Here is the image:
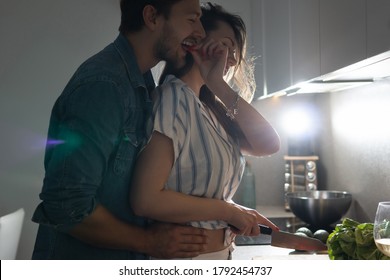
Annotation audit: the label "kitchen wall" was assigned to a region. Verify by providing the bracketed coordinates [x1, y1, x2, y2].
[324, 80, 390, 221]
[252, 80, 390, 222]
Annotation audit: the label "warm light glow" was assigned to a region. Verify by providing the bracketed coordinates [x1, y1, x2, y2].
[333, 97, 390, 141]
[281, 108, 313, 138]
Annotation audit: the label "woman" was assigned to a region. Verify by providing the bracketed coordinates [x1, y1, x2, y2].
[130, 2, 280, 259]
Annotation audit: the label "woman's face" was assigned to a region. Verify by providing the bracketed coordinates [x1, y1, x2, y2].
[206, 20, 239, 75]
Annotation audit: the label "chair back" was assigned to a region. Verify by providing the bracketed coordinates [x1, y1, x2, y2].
[0, 208, 25, 259]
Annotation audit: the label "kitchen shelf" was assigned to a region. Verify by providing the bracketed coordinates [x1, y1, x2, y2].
[284, 155, 319, 210]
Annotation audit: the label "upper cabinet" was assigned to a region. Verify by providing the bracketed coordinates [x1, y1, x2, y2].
[367, 0, 390, 56]
[251, 0, 390, 99]
[204, 0, 390, 99]
[319, 0, 367, 74]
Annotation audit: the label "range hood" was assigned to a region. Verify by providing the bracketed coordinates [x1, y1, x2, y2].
[265, 49, 390, 97]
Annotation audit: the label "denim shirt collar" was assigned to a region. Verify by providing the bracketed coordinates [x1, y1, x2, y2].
[114, 33, 155, 94]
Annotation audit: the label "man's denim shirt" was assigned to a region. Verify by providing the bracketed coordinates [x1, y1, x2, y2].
[32, 34, 154, 259]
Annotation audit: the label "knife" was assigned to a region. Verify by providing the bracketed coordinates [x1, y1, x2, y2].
[259, 225, 328, 251]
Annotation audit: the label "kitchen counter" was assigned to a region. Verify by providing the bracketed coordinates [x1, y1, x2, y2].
[232, 244, 329, 260]
[233, 205, 329, 260]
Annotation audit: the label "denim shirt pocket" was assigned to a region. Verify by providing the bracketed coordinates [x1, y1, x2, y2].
[113, 130, 141, 176]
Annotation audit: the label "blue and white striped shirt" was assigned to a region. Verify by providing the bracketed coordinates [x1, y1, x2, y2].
[149, 75, 245, 230]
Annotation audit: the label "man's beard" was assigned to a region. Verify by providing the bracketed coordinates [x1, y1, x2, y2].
[167, 52, 194, 79]
[158, 52, 195, 85]
[156, 24, 195, 77]
[157, 40, 194, 74]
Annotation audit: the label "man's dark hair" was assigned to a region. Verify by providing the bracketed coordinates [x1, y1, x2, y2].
[119, 0, 183, 34]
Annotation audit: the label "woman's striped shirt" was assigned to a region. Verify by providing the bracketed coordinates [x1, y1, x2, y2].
[148, 75, 245, 230]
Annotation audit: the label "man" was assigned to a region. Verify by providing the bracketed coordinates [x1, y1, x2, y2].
[31, 0, 207, 259]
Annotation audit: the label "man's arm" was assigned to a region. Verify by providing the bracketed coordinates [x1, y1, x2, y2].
[40, 83, 207, 259]
[69, 204, 208, 259]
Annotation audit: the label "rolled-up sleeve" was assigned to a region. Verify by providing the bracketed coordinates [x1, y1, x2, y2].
[32, 81, 123, 232]
[152, 83, 188, 160]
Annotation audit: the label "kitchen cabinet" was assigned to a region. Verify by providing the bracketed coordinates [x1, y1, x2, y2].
[319, 0, 366, 74]
[367, 0, 390, 56]
[205, 0, 390, 99]
[252, 0, 292, 99]
[290, 0, 321, 86]
[253, 0, 390, 99]
[252, 0, 323, 98]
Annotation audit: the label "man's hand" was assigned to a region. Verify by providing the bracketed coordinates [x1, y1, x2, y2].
[144, 223, 208, 259]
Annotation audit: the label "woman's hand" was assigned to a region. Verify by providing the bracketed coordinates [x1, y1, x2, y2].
[226, 203, 280, 236]
[190, 38, 228, 86]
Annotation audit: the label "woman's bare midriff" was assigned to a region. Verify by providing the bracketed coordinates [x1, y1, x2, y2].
[203, 228, 230, 253]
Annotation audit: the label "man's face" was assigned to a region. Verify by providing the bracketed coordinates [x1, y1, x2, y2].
[155, 0, 205, 69]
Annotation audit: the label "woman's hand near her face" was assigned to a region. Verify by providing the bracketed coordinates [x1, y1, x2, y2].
[191, 39, 280, 158]
[190, 38, 228, 87]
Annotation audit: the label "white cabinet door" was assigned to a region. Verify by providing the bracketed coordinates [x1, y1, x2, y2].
[319, 0, 366, 74]
[253, 0, 321, 96]
[290, 0, 321, 84]
[204, 0, 389, 98]
[259, 0, 291, 96]
[367, 0, 390, 56]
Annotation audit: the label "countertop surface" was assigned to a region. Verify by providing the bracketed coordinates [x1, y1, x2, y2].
[232, 244, 329, 260]
[232, 205, 329, 260]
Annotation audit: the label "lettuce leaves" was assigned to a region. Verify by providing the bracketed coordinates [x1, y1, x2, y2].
[327, 218, 390, 260]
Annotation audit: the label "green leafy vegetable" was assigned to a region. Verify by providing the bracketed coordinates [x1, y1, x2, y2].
[327, 218, 390, 260]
